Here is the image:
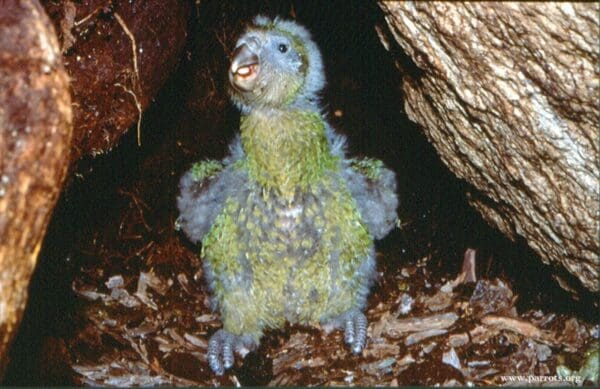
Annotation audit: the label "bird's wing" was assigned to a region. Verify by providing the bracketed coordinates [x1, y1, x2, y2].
[176, 138, 247, 244]
[341, 158, 399, 240]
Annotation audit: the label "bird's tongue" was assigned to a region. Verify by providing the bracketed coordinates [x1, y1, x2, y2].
[236, 64, 258, 79]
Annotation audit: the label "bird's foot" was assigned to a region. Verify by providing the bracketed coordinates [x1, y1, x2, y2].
[208, 330, 255, 375]
[342, 309, 368, 354]
[323, 309, 368, 354]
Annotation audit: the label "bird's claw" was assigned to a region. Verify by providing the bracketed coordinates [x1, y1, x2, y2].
[343, 310, 368, 354]
[208, 329, 236, 375]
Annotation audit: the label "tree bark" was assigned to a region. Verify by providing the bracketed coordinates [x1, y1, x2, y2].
[41, 0, 192, 160]
[378, 2, 599, 291]
[0, 0, 73, 376]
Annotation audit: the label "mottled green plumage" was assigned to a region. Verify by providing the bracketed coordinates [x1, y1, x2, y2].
[241, 110, 337, 200]
[191, 160, 223, 181]
[350, 158, 384, 181]
[177, 15, 398, 375]
[202, 110, 371, 340]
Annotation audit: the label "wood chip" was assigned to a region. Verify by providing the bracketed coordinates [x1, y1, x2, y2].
[127, 322, 158, 338]
[195, 314, 217, 323]
[184, 333, 208, 349]
[469, 324, 497, 344]
[385, 312, 459, 338]
[105, 275, 125, 289]
[370, 311, 392, 339]
[449, 333, 469, 348]
[405, 329, 447, 345]
[442, 347, 462, 371]
[397, 353, 416, 366]
[363, 341, 401, 358]
[360, 357, 396, 375]
[481, 315, 557, 346]
[422, 290, 454, 312]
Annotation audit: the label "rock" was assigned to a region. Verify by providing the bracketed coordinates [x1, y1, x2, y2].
[0, 0, 72, 377]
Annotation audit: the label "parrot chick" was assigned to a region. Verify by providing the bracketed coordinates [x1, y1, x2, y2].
[177, 15, 398, 375]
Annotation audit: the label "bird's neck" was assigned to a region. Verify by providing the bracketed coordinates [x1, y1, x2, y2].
[240, 108, 337, 200]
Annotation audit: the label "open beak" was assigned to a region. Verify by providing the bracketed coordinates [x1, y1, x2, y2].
[229, 43, 260, 92]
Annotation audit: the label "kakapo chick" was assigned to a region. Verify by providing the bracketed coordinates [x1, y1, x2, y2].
[177, 16, 398, 375]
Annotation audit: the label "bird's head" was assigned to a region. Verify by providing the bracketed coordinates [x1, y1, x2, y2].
[228, 15, 325, 113]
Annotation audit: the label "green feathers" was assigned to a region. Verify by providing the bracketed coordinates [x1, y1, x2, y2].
[240, 110, 337, 201]
[191, 160, 224, 181]
[350, 158, 384, 181]
[200, 107, 372, 339]
[177, 17, 396, 357]
[201, 169, 372, 339]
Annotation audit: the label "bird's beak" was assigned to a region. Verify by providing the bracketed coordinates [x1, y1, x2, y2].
[229, 43, 260, 92]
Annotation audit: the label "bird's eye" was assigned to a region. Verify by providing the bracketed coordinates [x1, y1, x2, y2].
[278, 43, 289, 53]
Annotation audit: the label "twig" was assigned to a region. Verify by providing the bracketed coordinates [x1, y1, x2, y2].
[74, 7, 102, 26]
[118, 188, 150, 209]
[115, 83, 143, 147]
[114, 12, 143, 146]
[117, 187, 151, 232]
[214, 28, 232, 58]
[135, 241, 154, 258]
[461, 248, 477, 283]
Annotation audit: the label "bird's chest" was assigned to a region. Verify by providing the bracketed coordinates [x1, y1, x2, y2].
[239, 189, 333, 322]
[202, 178, 370, 324]
[241, 191, 324, 261]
